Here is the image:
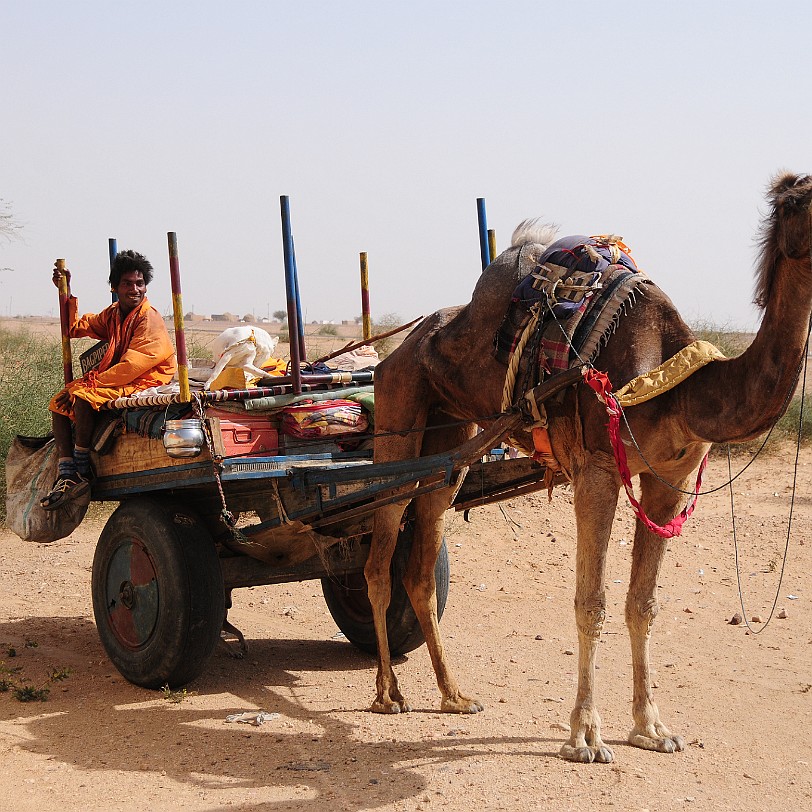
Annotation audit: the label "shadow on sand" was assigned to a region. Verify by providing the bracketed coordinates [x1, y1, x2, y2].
[0, 615, 559, 810]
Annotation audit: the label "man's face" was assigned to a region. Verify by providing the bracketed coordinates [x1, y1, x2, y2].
[115, 270, 147, 315]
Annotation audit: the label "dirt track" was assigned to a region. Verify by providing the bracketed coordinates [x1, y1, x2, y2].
[1, 446, 810, 811]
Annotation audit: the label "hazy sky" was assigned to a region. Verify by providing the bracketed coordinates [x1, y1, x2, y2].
[1, 1, 809, 329]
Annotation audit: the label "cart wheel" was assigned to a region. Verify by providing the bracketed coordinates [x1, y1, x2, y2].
[321, 526, 449, 656]
[92, 497, 225, 689]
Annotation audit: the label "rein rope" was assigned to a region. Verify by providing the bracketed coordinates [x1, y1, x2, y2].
[730, 210, 812, 633]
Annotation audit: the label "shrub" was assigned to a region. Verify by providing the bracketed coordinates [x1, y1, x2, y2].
[181, 329, 215, 363]
[0, 327, 64, 524]
[690, 319, 751, 359]
[767, 391, 812, 444]
[317, 323, 339, 336]
[371, 313, 402, 358]
[690, 321, 812, 452]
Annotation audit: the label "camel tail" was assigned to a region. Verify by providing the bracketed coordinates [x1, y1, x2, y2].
[511, 218, 560, 250]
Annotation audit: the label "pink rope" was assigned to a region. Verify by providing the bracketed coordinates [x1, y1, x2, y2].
[583, 369, 707, 539]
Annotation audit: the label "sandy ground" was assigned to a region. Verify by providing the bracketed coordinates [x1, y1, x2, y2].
[0, 443, 810, 812]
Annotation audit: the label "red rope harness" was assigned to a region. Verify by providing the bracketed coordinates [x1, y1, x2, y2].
[582, 369, 707, 539]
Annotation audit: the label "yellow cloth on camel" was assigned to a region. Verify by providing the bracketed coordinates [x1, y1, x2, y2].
[613, 340, 725, 408]
[49, 296, 176, 417]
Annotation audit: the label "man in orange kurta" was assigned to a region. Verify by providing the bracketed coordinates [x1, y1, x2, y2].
[41, 250, 176, 510]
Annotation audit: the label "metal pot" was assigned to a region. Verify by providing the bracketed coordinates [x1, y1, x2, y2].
[162, 418, 205, 458]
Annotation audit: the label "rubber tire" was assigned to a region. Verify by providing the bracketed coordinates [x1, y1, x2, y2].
[321, 526, 450, 656]
[92, 497, 225, 689]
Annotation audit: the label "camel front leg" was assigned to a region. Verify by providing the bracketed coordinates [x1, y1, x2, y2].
[560, 457, 618, 764]
[625, 471, 691, 754]
[404, 488, 483, 714]
[366, 502, 411, 713]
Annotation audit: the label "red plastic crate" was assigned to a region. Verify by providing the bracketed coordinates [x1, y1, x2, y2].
[207, 408, 279, 457]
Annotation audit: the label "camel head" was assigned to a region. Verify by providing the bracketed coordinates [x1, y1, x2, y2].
[754, 172, 812, 308]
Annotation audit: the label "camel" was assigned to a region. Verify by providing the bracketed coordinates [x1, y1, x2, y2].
[364, 172, 812, 764]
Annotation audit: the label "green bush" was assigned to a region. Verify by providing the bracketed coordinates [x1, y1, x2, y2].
[765, 392, 812, 445]
[0, 327, 64, 524]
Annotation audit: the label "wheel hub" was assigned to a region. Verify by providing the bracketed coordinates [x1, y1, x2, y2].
[105, 540, 159, 650]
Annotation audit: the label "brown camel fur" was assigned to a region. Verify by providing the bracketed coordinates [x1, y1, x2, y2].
[364, 172, 812, 764]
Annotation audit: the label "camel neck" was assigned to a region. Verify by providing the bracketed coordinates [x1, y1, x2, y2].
[684, 253, 812, 444]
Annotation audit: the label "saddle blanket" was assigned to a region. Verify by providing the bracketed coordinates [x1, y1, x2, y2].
[494, 234, 649, 383]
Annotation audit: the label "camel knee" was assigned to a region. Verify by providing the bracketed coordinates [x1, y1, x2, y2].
[625, 596, 659, 636]
[575, 601, 606, 639]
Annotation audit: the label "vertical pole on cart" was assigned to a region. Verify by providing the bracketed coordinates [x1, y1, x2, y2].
[476, 198, 490, 271]
[108, 238, 118, 303]
[56, 258, 73, 384]
[167, 232, 191, 402]
[280, 196, 303, 395]
[488, 229, 497, 264]
[292, 248, 306, 361]
[359, 251, 372, 341]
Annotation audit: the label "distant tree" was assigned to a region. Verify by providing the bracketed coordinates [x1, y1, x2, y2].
[0, 199, 22, 243]
[272, 310, 286, 321]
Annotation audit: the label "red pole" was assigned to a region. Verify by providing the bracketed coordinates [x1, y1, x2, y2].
[56, 258, 73, 384]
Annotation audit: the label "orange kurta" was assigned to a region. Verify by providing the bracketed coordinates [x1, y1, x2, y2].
[49, 296, 177, 417]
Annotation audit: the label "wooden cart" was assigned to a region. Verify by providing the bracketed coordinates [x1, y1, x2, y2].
[86, 390, 556, 689]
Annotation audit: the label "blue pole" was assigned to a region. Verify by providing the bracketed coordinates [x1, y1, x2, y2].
[291, 241, 306, 361]
[476, 198, 489, 271]
[108, 238, 118, 302]
[280, 196, 303, 394]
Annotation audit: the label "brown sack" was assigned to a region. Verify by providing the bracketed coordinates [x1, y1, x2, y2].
[4, 435, 90, 543]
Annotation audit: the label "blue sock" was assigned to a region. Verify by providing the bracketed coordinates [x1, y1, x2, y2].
[73, 447, 91, 478]
[58, 457, 78, 480]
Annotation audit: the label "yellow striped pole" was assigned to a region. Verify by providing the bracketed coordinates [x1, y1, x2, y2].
[488, 229, 497, 263]
[56, 258, 73, 384]
[360, 252, 372, 341]
[167, 233, 191, 402]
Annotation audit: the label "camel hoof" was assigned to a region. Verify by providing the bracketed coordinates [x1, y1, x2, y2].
[371, 699, 411, 714]
[594, 746, 614, 763]
[662, 735, 685, 753]
[559, 744, 614, 764]
[441, 696, 484, 714]
[628, 732, 685, 753]
[559, 744, 594, 763]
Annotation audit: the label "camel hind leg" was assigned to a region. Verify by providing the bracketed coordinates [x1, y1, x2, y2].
[364, 351, 430, 714]
[367, 501, 414, 713]
[401, 414, 481, 713]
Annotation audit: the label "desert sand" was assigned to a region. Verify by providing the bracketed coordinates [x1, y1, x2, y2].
[1, 442, 810, 811]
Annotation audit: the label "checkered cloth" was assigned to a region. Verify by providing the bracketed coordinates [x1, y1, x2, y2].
[494, 255, 648, 403]
[542, 266, 647, 373]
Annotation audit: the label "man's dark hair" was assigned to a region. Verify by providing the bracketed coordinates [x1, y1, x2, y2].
[109, 250, 154, 287]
